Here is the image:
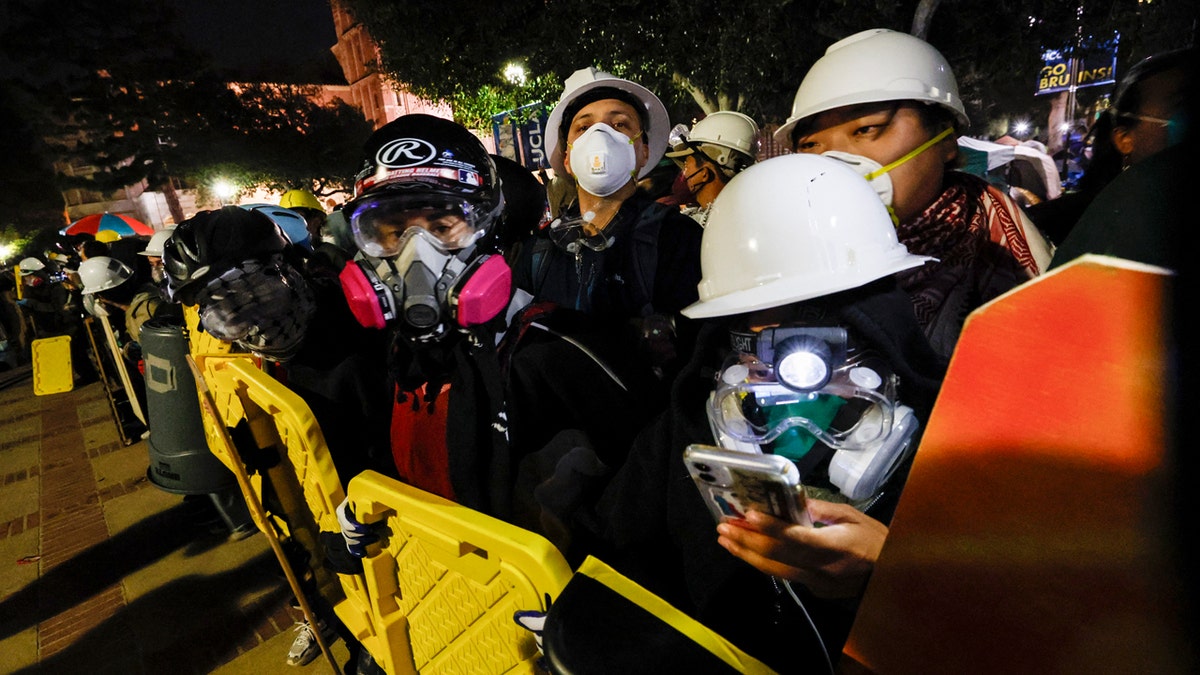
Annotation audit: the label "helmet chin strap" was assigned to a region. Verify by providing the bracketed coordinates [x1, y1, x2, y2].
[684, 166, 713, 195]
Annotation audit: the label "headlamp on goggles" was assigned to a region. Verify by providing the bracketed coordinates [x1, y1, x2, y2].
[710, 326, 919, 506]
[732, 327, 848, 392]
[714, 327, 897, 453]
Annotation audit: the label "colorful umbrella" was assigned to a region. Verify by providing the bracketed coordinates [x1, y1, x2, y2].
[64, 213, 155, 238]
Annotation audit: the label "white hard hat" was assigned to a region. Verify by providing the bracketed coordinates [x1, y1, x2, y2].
[666, 111, 760, 174]
[18, 257, 45, 273]
[682, 154, 933, 319]
[78, 256, 133, 295]
[544, 67, 671, 180]
[774, 29, 969, 146]
[139, 228, 175, 258]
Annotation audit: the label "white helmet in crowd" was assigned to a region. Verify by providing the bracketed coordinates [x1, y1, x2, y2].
[682, 153, 932, 319]
[666, 111, 760, 177]
[18, 257, 45, 273]
[545, 66, 671, 180]
[774, 28, 969, 145]
[78, 256, 133, 295]
[139, 228, 175, 258]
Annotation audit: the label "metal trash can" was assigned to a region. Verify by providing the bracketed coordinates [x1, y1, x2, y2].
[140, 317, 236, 494]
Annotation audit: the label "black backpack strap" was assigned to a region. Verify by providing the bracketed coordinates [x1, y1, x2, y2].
[628, 201, 669, 317]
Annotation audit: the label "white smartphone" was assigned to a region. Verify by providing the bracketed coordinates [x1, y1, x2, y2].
[684, 444, 812, 527]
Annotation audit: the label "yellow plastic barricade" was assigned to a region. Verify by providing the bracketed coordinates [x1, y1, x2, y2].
[191, 354, 377, 673]
[844, 255, 1186, 674]
[346, 470, 575, 675]
[31, 335, 73, 395]
[183, 304, 231, 357]
[540, 557, 777, 674]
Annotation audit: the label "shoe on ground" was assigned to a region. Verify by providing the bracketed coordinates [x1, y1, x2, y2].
[228, 524, 257, 541]
[287, 620, 335, 666]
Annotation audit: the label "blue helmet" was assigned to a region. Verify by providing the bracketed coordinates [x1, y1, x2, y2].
[241, 203, 312, 250]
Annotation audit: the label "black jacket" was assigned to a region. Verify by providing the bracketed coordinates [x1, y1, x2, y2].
[582, 278, 948, 671]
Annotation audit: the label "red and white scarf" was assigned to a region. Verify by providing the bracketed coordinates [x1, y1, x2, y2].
[895, 171, 1051, 354]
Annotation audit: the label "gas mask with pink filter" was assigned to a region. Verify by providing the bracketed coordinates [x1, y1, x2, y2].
[338, 114, 513, 342]
[339, 194, 512, 342]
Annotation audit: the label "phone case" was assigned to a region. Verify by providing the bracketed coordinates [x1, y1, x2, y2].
[684, 445, 812, 526]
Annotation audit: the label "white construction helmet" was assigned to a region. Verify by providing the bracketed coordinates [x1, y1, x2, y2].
[139, 228, 175, 258]
[774, 29, 969, 146]
[682, 153, 932, 319]
[78, 256, 133, 295]
[545, 67, 671, 180]
[665, 111, 760, 177]
[18, 257, 45, 273]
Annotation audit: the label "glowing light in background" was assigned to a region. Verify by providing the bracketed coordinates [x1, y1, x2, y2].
[503, 63, 527, 86]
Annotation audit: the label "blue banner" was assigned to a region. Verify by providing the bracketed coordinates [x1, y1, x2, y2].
[491, 103, 550, 170]
[1036, 33, 1119, 96]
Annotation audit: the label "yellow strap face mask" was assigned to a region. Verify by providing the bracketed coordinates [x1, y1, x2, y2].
[822, 126, 955, 225]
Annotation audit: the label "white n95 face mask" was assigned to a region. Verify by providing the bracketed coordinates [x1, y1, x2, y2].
[822, 127, 954, 221]
[821, 151, 896, 206]
[568, 123, 639, 197]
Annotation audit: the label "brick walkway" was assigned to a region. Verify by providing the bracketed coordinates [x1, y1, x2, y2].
[0, 367, 307, 673]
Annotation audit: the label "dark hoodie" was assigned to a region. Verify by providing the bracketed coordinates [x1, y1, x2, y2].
[569, 277, 948, 672]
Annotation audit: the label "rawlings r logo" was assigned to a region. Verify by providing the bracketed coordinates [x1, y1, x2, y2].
[376, 138, 437, 167]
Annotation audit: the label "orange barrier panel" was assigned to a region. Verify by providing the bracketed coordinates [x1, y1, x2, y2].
[843, 255, 1186, 674]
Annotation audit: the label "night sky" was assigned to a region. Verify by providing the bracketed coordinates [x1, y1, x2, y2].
[172, 0, 342, 83]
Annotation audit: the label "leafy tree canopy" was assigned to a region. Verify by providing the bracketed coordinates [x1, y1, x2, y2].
[0, 0, 372, 234]
[343, 0, 1196, 136]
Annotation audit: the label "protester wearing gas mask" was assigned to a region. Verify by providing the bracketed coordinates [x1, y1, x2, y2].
[777, 29, 1054, 359]
[539, 154, 948, 672]
[337, 114, 663, 533]
[337, 113, 517, 504]
[664, 110, 760, 227]
[514, 67, 704, 389]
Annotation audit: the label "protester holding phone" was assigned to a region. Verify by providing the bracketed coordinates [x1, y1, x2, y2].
[568, 154, 948, 672]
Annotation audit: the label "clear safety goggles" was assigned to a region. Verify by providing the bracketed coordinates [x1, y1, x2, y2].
[1116, 112, 1174, 129]
[709, 327, 901, 454]
[547, 213, 615, 254]
[348, 194, 488, 258]
[666, 123, 702, 169]
[667, 123, 691, 149]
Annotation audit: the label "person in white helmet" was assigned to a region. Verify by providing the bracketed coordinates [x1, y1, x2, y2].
[15, 257, 71, 338]
[777, 29, 1054, 359]
[664, 111, 760, 226]
[534, 154, 947, 671]
[514, 67, 704, 388]
[78, 254, 174, 345]
[138, 227, 175, 288]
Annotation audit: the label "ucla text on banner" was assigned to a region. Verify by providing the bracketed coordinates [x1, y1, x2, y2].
[491, 102, 550, 170]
